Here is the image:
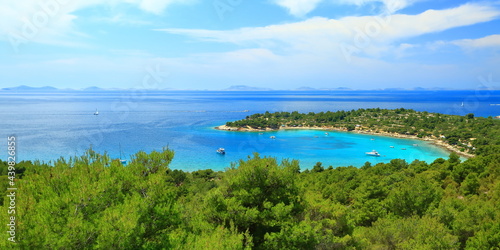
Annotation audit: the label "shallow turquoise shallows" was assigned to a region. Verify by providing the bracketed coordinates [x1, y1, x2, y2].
[170, 126, 451, 171]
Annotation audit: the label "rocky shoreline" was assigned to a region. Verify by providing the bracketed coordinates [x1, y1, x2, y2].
[214, 124, 474, 159]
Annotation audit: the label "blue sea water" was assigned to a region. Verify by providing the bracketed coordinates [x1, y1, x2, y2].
[1, 90, 499, 171]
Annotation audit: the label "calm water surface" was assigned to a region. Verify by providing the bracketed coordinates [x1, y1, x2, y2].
[1, 90, 498, 171]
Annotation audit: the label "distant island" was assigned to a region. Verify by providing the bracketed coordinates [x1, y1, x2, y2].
[217, 108, 500, 158]
[0, 85, 59, 92]
[222, 85, 273, 91]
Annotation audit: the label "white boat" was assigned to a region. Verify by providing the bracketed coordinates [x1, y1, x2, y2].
[270, 136, 276, 139]
[94, 109, 99, 115]
[390, 146, 394, 148]
[119, 143, 127, 164]
[366, 150, 381, 157]
[216, 148, 226, 154]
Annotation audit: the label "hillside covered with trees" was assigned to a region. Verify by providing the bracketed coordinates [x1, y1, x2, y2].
[1, 148, 500, 248]
[225, 108, 500, 156]
[1, 109, 499, 249]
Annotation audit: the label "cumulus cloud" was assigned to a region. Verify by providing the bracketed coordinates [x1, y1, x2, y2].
[159, 2, 500, 59]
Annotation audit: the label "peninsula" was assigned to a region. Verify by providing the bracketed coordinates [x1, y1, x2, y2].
[216, 108, 500, 158]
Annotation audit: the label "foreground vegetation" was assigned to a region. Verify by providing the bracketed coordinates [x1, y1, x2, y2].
[1, 146, 499, 249]
[225, 108, 500, 155]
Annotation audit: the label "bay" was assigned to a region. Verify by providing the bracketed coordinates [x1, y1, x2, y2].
[1, 90, 499, 171]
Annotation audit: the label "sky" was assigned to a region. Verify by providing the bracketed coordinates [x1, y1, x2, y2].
[0, 0, 500, 90]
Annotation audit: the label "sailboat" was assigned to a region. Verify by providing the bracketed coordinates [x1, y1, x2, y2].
[461, 102, 464, 107]
[119, 144, 127, 164]
[94, 108, 99, 115]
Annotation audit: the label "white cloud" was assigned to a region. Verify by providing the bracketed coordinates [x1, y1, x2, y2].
[393, 43, 419, 58]
[451, 34, 500, 49]
[383, 4, 500, 40]
[152, 2, 500, 89]
[420, 34, 500, 55]
[158, 16, 352, 52]
[337, 0, 423, 13]
[135, 0, 195, 15]
[93, 14, 152, 26]
[159, 3, 500, 59]
[273, 0, 324, 17]
[0, 0, 193, 47]
[272, 0, 424, 17]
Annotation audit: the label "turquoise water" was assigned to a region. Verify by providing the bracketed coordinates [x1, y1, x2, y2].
[171, 125, 451, 171]
[1, 90, 498, 171]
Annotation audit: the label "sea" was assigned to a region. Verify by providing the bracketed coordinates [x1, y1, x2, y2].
[1, 90, 499, 171]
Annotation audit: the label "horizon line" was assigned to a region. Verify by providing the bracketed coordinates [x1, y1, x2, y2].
[1, 85, 499, 92]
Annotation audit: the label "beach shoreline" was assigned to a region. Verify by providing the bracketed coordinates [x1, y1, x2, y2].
[214, 124, 474, 159]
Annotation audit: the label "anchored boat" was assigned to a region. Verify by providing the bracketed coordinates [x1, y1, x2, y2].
[216, 148, 226, 155]
[365, 150, 381, 157]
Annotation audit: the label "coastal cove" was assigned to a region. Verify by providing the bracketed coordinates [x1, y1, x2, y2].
[219, 108, 500, 162]
[215, 124, 473, 159]
[213, 125, 454, 168]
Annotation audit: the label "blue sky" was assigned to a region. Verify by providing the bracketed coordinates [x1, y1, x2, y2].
[1, 0, 499, 90]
